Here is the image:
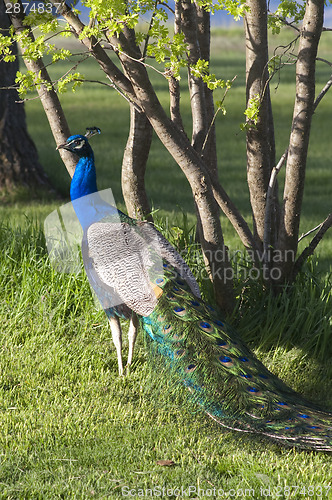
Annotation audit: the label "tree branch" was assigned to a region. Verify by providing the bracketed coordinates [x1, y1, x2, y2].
[106, 25, 236, 312]
[316, 57, 332, 67]
[314, 74, 332, 110]
[263, 148, 288, 260]
[194, 1, 217, 174]
[264, 63, 332, 260]
[292, 213, 332, 280]
[211, 180, 259, 252]
[201, 75, 236, 157]
[269, 15, 300, 33]
[106, 19, 257, 261]
[51, 0, 136, 101]
[142, 0, 159, 61]
[168, 74, 185, 131]
[298, 223, 323, 242]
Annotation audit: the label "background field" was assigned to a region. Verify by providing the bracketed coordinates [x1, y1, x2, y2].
[0, 28, 331, 498]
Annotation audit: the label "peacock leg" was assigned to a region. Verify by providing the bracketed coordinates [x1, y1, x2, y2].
[127, 313, 139, 368]
[108, 316, 123, 375]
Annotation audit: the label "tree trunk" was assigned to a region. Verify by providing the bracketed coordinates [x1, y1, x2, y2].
[180, 1, 217, 247]
[169, 1, 185, 133]
[276, 0, 324, 283]
[0, 1, 50, 190]
[195, 1, 218, 176]
[180, 0, 207, 153]
[122, 106, 153, 220]
[6, 0, 77, 177]
[244, 0, 277, 251]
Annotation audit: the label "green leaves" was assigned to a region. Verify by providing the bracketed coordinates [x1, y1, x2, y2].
[82, 0, 143, 37]
[2, 0, 244, 98]
[1, 10, 77, 97]
[190, 60, 230, 91]
[23, 12, 59, 32]
[197, 0, 249, 20]
[215, 100, 227, 116]
[57, 73, 84, 93]
[268, 0, 306, 34]
[51, 48, 72, 63]
[146, 17, 173, 63]
[147, 26, 188, 77]
[241, 94, 261, 130]
[15, 70, 40, 98]
[18, 33, 50, 61]
[268, 54, 282, 75]
[14, 70, 84, 98]
[0, 33, 16, 62]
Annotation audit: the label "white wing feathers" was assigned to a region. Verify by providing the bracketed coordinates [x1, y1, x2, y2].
[86, 222, 160, 317]
[85, 220, 200, 317]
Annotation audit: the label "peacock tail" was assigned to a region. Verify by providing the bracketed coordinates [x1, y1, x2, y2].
[140, 263, 332, 452]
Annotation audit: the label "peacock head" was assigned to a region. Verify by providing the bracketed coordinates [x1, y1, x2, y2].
[57, 127, 101, 158]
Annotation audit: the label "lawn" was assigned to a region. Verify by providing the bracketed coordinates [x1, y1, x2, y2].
[0, 27, 331, 498]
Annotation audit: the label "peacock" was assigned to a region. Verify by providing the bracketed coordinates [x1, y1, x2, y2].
[56, 127, 332, 452]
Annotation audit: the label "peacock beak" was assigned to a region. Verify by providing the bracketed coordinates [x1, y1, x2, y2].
[56, 142, 70, 151]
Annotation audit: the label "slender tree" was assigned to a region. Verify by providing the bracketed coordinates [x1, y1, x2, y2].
[276, 0, 325, 283]
[0, 1, 50, 189]
[244, 0, 278, 250]
[121, 106, 153, 220]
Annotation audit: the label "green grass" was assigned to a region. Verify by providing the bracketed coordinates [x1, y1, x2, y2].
[0, 221, 331, 498]
[0, 27, 332, 497]
[0, 225, 332, 498]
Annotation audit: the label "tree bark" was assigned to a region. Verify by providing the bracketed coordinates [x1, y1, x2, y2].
[277, 0, 324, 282]
[3, 0, 329, 301]
[169, 1, 185, 132]
[122, 106, 153, 220]
[244, 0, 277, 250]
[180, 0, 207, 153]
[195, 1, 218, 176]
[179, 1, 216, 248]
[53, 1, 268, 310]
[54, 1, 136, 100]
[0, 1, 50, 189]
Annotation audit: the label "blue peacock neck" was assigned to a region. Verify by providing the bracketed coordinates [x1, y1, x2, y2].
[70, 155, 97, 202]
[70, 154, 118, 230]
